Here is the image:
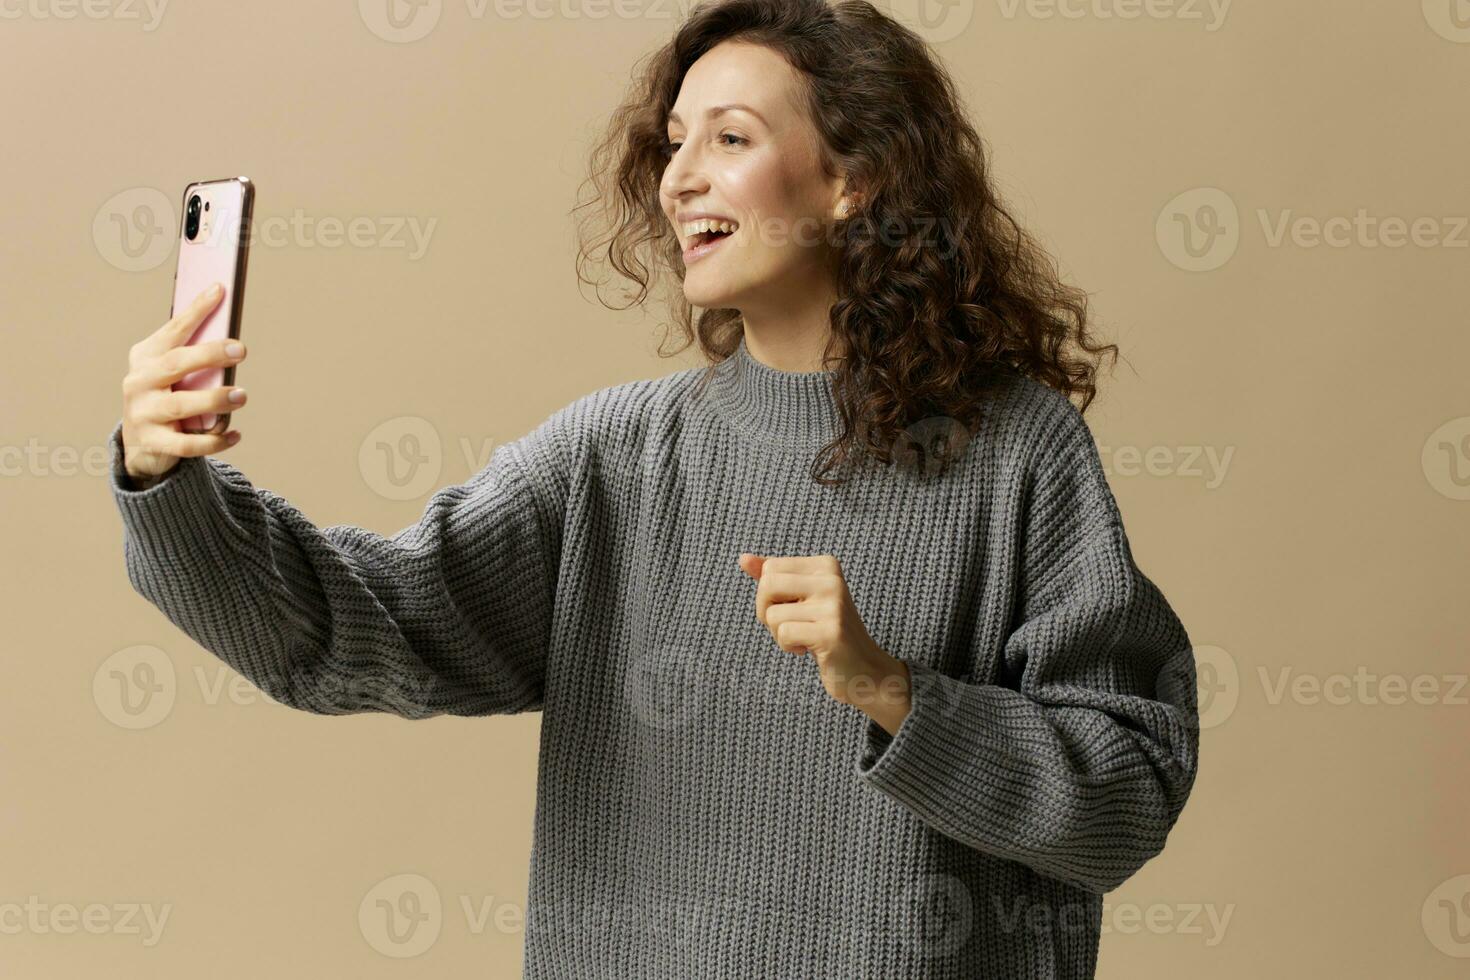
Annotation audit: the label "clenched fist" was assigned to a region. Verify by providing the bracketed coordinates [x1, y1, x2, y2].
[739, 552, 912, 734]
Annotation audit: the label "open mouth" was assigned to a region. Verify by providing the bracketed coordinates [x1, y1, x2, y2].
[688, 228, 735, 248]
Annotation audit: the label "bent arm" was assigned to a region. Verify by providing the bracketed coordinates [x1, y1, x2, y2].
[854, 398, 1200, 894]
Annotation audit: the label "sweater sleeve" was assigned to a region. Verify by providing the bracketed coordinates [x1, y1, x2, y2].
[104, 410, 569, 719]
[853, 396, 1200, 894]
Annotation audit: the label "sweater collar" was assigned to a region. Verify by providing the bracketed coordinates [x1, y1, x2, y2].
[705, 333, 842, 452]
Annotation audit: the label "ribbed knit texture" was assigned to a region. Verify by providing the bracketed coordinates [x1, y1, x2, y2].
[106, 334, 1199, 979]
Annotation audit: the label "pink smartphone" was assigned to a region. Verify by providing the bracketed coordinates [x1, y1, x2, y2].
[170, 176, 254, 435]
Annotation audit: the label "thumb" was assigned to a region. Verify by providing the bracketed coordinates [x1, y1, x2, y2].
[738, 552, 765, 580]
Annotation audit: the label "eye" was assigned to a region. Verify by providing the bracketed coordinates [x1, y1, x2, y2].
[660, 133, 747, 159]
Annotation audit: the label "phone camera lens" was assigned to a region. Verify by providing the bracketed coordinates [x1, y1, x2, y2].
[185, 194, 202, 241]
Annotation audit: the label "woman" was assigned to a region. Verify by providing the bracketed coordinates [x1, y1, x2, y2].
[109, 1, 1199, 977]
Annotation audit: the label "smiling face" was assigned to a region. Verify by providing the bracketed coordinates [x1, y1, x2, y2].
[660, 40, 850, 316]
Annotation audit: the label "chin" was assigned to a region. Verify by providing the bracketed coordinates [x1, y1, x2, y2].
[682, 279, 744, 310]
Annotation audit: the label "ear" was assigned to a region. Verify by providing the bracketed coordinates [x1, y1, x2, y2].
[833, 176, 864, 220]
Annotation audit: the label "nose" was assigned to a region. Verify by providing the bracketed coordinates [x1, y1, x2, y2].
[660, 140, 710, 208]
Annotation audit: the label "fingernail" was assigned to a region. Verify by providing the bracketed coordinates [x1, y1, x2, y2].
[228, 388, 246, 403]
[226, 342, 244, 358]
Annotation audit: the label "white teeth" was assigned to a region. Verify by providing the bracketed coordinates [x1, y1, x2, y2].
[682, 218, 739, 239]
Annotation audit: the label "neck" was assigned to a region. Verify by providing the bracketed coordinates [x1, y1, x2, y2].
[703, 333, 842, 453]
[734, 270, 842, 373]
[740, 323, 843, 374]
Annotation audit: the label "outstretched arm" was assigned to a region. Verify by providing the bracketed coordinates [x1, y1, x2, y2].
[106, 407, 571, 719]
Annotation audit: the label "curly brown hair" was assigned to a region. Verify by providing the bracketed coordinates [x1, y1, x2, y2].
[573, 0, 1121, 486]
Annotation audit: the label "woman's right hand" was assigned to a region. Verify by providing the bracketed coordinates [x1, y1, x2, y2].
[119, 282, 248, 485]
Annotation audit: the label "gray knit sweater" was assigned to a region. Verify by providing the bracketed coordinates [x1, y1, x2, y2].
[107, 334, 1199, 978]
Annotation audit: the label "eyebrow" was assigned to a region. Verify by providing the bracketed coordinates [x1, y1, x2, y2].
[666, 103, 767, 128]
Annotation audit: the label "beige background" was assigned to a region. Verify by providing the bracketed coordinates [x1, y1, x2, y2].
[3, 1, 1467, 976]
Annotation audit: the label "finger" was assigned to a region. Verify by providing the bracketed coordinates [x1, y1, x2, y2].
[147, 426, 239, 459]
[764, 599, 825, 633]
[755, 570, 832, 625]
[163, 282, 227, 347]
[138, 282, 226, 356]
[757, 570, 823, 603]
[773, 619, 821, 655]
[134, 337, 246, 390]
[737, 552, 763, 579]
[139, 385, 247, 424]
[756, 554, 840, 577]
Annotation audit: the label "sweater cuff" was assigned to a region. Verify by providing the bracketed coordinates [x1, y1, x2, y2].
[854, 660, 963, 783]
[107, 418, 229, 565]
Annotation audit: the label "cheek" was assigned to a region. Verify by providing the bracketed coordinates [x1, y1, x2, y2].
[722, 159, 808, 244]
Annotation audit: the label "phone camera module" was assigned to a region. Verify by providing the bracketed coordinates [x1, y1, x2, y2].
[185, 194, 202, 241]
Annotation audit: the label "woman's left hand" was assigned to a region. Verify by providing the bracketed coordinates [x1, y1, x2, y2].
[738, 552, 912, 733]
